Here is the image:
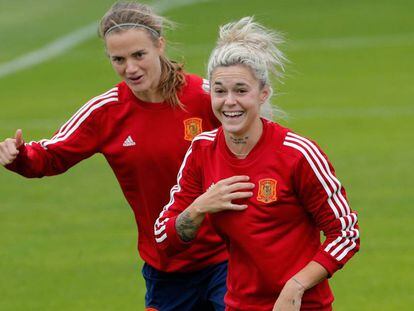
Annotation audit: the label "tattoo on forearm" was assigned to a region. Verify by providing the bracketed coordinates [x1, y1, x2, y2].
[230, 136, 249, 144]
[176, 209, 200, 242]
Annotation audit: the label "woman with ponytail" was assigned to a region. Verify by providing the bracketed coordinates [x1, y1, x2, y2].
[1, 2, 228, 310]
[155, 17, 360, 310]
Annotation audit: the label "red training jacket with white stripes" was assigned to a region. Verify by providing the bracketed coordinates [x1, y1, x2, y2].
[154, 119, 360, 310]
[6, 74, 228, 273]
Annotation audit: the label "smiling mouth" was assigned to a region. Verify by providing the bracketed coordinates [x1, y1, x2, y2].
[223, 111, 244, 118]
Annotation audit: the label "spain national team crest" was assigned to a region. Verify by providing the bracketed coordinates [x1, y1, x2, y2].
[257, 178, 278, 204]
[183, 118, 203, 141]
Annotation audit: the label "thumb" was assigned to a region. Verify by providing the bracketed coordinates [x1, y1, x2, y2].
[14, 129, 24, 147]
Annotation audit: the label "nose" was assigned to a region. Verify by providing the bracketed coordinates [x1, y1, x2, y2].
[125, 59, 138, 75]
[224, 92, 236, 106]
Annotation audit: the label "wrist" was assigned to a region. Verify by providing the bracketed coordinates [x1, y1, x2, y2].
[285, 277, 306, 295]
[190, 198, 208, 215]
[188, 202, 207, 221]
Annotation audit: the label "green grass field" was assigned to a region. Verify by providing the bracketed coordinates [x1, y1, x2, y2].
[1, 0, 413, 309]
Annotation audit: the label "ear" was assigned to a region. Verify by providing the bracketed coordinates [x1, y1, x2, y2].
[260, 85, 271, 105]
[157, 36, 166, 54]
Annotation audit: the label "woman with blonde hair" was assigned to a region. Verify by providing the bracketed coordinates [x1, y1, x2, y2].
[155, 16, 360, 310]
[1, 2, 228, 310]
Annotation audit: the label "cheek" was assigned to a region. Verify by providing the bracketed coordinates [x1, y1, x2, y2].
[146, 55, 161, 73]
[111, 63, 124, 75]
[211, 96, 221, 110]
[211, 98, 223, 118]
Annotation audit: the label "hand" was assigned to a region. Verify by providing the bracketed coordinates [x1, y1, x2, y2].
[272, 278, 305, 311]
[0, 129, 24, 166]
[192, 175, 254, 214]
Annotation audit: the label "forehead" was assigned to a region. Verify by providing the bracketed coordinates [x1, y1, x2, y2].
[105, 28, 156, 54]
[211, 65, 258, 86]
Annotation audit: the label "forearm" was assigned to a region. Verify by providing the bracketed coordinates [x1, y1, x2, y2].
[175, 203, 206, 242]
[273, 261, 329, 310]
[289, 261, 328, 291]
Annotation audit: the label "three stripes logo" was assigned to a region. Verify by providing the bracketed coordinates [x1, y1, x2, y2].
[123, 135, 136, 147]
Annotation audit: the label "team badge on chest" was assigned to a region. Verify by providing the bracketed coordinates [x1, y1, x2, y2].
[257, 178, 278, 203]
[183, 118, 203, 141]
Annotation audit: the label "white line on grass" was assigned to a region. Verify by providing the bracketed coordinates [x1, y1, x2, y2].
[0, 23, 98, 79]
[1, 0, 413, 79]
[0, 0, 209, 79]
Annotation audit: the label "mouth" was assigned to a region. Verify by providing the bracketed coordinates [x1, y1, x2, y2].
[128, 75, 144, 84]
[222, 111, 244, 119]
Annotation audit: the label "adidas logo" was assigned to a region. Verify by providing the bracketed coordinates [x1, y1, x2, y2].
[123, 135, 136, 147]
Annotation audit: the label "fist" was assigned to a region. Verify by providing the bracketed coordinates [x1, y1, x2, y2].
[0, 129, 24, 166]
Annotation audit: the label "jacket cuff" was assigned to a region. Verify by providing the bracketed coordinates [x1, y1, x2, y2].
[313, 250, 343, 278]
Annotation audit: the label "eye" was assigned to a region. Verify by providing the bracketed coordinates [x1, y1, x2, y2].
[213, 88, 226, 95]
[111, 56, 124, 64]
[236, 88, 248, 94]
[133, 51, 146, 59]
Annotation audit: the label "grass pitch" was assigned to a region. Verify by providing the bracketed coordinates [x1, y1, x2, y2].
[1, 0, 413, 309]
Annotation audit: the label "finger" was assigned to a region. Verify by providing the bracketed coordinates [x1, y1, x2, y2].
[225, 203, 248, 211]
[0, 151, 11, 166]
[14, 129, 23, 147]
[226, 182, 255, 193]
[227, 191, 254, 201]
[0, 155, 5, 165]
[6, 140, 19, 156]
[219, 175, 250, 185]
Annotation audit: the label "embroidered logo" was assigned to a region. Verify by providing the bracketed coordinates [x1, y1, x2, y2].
[257, 178, 277, 203]
[122, 135, 136, 147]
[183, 118, 203, 141]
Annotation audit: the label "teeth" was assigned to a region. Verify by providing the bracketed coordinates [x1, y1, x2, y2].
[223, 111, 243, 117]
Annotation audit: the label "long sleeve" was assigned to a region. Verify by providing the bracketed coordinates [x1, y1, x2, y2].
[154, 138, 205, 255]
[285, 132, 360, 276]
[5, 88, 118, 178]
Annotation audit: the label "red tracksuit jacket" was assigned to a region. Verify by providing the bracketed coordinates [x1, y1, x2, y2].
[155, 119, 360, 310]
[6, 74, 228, 272]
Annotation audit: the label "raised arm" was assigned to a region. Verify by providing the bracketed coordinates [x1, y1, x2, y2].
[2, 88, 117, 178]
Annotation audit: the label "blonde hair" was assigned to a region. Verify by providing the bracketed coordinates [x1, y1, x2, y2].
[99, 1, 186, 108]
[207, 17, 287, 119]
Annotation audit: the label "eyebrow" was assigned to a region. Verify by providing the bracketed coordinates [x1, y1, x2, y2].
[132, 49, 146, 55]
[110, 49, 146, 58]
[213, 81, 248, 86]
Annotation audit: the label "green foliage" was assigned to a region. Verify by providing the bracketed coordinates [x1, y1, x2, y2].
[1, 0, 413, 309]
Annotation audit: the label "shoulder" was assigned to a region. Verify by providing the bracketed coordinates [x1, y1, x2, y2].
[69, 85, 121, 124]
[280, 127, 328, 166]
[191, 128, 219, 150]
[184, 73, 210, 93]
[180, 73, 210, 103]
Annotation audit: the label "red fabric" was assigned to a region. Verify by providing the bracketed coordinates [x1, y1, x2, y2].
[155, 119, 360, 310]
[6, 74, 227, 272]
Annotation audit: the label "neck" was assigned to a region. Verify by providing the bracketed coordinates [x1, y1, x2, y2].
[132, 74, 164, 103]
[225, 118, 263, 159]
[133, 89, 164, 103]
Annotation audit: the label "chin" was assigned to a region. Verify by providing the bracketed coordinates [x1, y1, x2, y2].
[222, 124, 245, 136]
[129, 83, 147, 95]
